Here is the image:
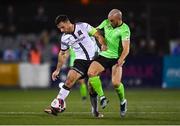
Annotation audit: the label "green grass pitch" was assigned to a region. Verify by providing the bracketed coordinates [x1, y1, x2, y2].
[0, 88, 180, 125]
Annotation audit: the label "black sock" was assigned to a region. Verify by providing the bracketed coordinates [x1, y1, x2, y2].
[89, 92, 98, 113]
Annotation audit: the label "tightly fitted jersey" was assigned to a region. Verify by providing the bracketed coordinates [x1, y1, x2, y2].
[97, 19, 131, 59]
[60, 22, 98, 60]
[69, 37, 100, 66]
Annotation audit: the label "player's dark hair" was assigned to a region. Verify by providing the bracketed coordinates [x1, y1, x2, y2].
[55, 15, 69, 25]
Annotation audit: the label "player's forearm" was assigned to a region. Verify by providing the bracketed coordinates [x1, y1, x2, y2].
[119, 48, 129, 62]
[56, 51, 67, 72]
[94, 32, 106, 46]
[119, 40, 130, 62]
[97, 36, 107, 46]
[118, 43, 130, 64]
[97, 36, 107, 47]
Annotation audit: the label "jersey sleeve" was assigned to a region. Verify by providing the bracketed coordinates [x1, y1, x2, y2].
[97, 19, 108, 29]
[121, 25, 131, 41]
[82, 23, 97, 36]
[60, 35, 69, 51]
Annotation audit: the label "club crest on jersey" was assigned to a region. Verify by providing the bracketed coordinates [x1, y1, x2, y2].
[106, 24, 112, 29]
[77, 30, 83, 36]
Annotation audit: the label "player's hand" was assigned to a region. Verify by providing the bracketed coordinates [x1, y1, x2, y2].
[117, 59, 125, 67]
[52, 70, 60, 81]
[101, 45, 107, 51]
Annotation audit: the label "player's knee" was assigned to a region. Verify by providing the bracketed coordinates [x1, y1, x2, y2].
[88, 70, 97, 77]
[65, 77, 75, 88]
[112, 79, 120, 87]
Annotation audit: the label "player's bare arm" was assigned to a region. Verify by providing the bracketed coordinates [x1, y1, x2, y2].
[93, 31, 107, 51]
[52, 50, 69, 81]
[117, 40, 130, 66]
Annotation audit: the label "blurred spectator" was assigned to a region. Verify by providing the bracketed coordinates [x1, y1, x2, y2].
[49, 30, 58, 44]
[19, 40, 30, 62]
[137, 39, 147, 56]
[129, 42, 137, 56]
[146, 39, 157, 56]
[35, 6, 47, 22]
[0, 50, 3, 60]
[29, 44, 42, 65]
[34, 6, 48, 32]
[0, 1, 180, 61]
[51, 43, 60, 57]
[172, 41, 180, 55]
[50, 43, 60, 65]
[0, 22, 4, 34]
[5, 5, 17, 34]
[3, 48, 17, 61]
[39, 30, 49, 46]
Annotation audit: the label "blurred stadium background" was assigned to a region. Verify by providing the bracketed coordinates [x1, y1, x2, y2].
[0, 0, 180, 125]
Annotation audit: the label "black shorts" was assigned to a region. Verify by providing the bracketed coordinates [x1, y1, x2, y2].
[71, 59, 92, 79]
[94, 55, 118, 70]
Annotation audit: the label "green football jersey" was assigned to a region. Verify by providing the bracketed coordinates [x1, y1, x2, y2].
[97, 19, 131, 59]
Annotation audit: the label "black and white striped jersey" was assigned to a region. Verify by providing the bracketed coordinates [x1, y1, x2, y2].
[60, 22, 99, 60]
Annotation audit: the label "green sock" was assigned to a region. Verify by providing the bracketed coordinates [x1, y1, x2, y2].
[89, 76, 104, 97]
[80, 83, 87, 98]
[115, 83, 125, 102]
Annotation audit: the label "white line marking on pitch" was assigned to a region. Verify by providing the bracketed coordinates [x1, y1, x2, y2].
[0, 111, 180, 115]
[0, 101, 180, 104]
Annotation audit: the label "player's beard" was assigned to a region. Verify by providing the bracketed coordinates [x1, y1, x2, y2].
[112, 24, 117, 28]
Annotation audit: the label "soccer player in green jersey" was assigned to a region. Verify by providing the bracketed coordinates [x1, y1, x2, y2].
[88, 9, 130, 117]
[69, 48, 87, 100]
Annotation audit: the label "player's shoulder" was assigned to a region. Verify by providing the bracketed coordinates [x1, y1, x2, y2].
[121, 22, 130, 29]
[97, 19, 110, 29]
[61, 33, 72, 42]
[76, 22, 86, 25]
[103, 19, 109, 23]
[118, 22, 130, 32]
[76, 22, 90, 28]
[100, 19, 109, 25]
